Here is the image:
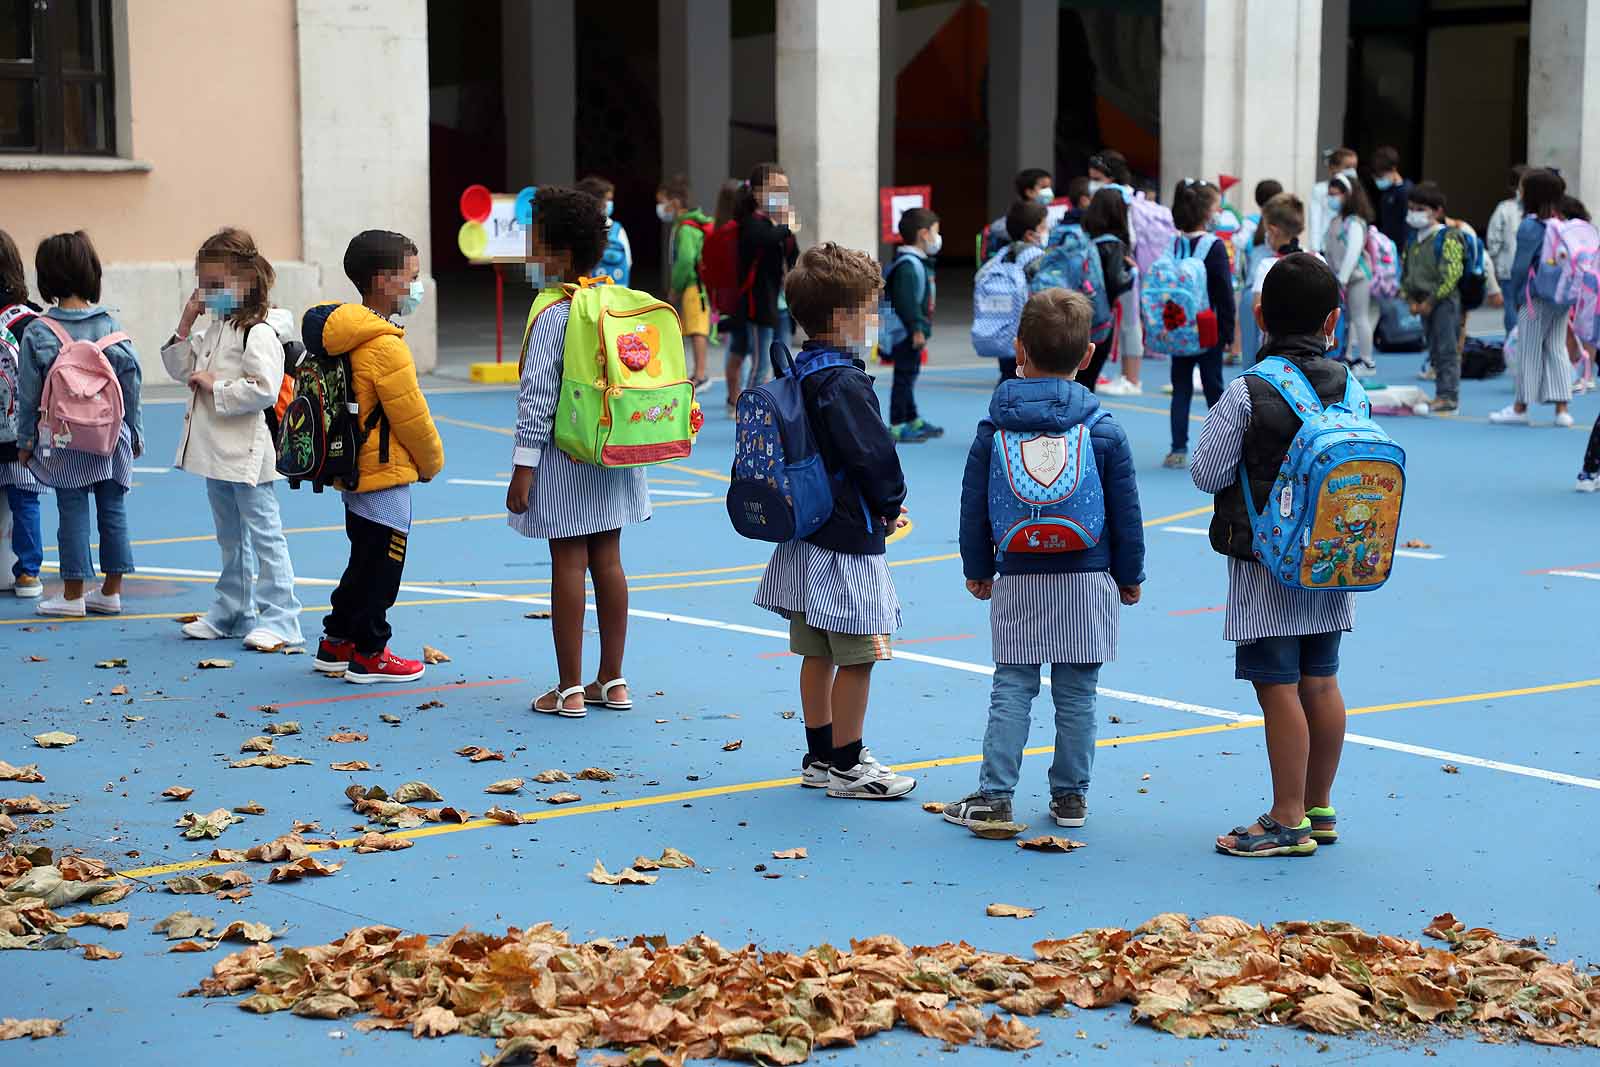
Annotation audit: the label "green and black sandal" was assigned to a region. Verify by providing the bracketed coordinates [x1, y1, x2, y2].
[1215, 813, 1318, 858]
[1308, 806, 1338, 845]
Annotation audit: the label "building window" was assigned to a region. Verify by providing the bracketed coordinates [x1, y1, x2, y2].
[0, 0, 117, 155]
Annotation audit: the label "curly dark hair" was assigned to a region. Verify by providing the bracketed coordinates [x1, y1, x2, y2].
[532, 185, 609, 278]
[0, 229, 27, 307]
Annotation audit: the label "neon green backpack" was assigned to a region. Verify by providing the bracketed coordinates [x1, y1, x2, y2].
[520, 278, 702, 467]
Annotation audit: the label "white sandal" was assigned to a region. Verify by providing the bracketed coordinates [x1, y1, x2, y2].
[586, 677, 633, 710]
[532, 685, 587, 719]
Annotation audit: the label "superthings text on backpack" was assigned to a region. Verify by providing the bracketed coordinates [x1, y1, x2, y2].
[275, 302, 369, 492]
[1031, 226, 1115, 341]
[1239, 356, 1407, 592]
[971, 243, 1044, 359]
[988, 411, 1110, 557]
[531, 277, 701, 468]
[727, 343, 854, 543]
[35, 317, 128, 458]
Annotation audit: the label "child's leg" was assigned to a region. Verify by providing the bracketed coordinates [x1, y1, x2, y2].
[1116, 288, 1143, 383]
[977, 663, 1041, 798]
[6, 486, 43, 579]
[1046, 662, 1101, 798]
[1197, 350, 1225, 407]
[799, 655, 834, 763]
[1583, 416, 1600, 475]
[584, 528, 628, 701]
[542, 535, 590, 713]
[54, 486, 91, 600]
[828, 661, 875, 770]
[203, 479, 251, 636]
[239, 481, 304, 644]
[1252, 681, 1311, 829]
[325, 512, 402, 654]
[1299, 674, 1347, 810]
[888, 339, 921, 425]
[690, 332, 708, 383]
[323, 507, 365, 642]
[1169, 356, 1197, 453]
[92, 481, 131, 596]
[1431, 298, 1462, 407]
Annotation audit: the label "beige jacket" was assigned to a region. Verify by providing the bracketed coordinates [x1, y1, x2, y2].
[160, 308, 293, 486]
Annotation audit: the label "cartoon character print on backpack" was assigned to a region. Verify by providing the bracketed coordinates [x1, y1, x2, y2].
[987, 411, 1109, 557]
[615, 321, 663, 376]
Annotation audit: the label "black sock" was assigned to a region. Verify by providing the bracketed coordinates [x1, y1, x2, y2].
[804, 725, 833, 765]
[832, 739, 863, 771]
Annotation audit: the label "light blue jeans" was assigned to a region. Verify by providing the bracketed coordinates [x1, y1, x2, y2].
[204, 478, 303, 643]
[978, 662, 1102, 799]
[56, 481, 132, 581]
[745, 312, 791, 390]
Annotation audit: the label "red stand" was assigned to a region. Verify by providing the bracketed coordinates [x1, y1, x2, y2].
[493, 263, 505, 363]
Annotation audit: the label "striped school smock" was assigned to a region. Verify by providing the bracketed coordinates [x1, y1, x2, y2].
[754, 539, 902, 637]
[344, 485, 412, 533]
[1191, 378, 1356, 643]
[990, 571, 1118, 666]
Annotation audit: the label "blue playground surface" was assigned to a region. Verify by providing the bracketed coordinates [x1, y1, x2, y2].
[4, 344, 1598, 1066]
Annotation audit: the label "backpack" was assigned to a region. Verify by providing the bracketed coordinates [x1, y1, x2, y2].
[275, 303, 372, 492]
[1460, 338, 1507, 379]
[1574, 258, 1600, 345]
[1374, 296, 1424, 351]
[1030, 225, 1114, 340]
[988, 411, 1110, 557]
[698, 219, 749, 318]
[1530, 217, 1600, 307]
[971, 243, 1044, 358]
[35, 317, 128, 458]
[879, 253, 929, 353]
[978, 216, 1009, 263]
[525, 279, 699, 467]
[1141, 234, 1219, 357]
[1363, 226, 1400, 300]
[1239, 357, 1407, 592]
[1129, 194, 1178, 276]
[240, 320, 305, 440]
[0, 304, 39, 447]
[596, 219, 631, 287]
[726, 343, 856, 543]
[1443, 227, 1488, 310]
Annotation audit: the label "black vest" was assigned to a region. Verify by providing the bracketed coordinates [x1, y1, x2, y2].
[1210, 346, 1349, 561]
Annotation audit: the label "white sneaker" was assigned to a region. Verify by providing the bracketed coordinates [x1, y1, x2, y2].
[12, 575, 43, 599]
[37, 595, 86, 618]
[182, 617, 226, 640]
[85, 590, 121, 615]
[1487, 405, 1529, 425]
[800, 758, 831, 789]
[826, 758, 915, 800]
[1099, 376, 1143, 396]
[1555, 411, 1576, 428]
[244, 628, 295, 652]
[1576, 472, 1599, 493]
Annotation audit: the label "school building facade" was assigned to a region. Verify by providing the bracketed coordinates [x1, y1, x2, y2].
[0, 0, 1588, 376]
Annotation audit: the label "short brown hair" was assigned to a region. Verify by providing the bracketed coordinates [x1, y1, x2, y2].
[0, 229, 26, 307]
[784, 242, 883, 338]
[1017, 289, 1091, 372]
[658, 173, 692, 205]
[1262, 192, 1305, 239]
[577, 175, 615, 200]
[198, 227, 275, 330]
[1328, 146, 1357, 168]
[36, 231, 102, 304]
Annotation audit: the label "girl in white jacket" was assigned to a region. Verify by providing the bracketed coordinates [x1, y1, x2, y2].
[161, 229, 303, 650]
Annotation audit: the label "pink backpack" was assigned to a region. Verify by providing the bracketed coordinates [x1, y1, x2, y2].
[1129, 193, 1178, 276]
[1363, 225, 1400, 299]
[37, 317, 127, 457]
[1533, 218, 1600, 307]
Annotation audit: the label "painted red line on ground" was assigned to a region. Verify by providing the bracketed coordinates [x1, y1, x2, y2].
[258, 677, 525, 710]
[757, 634, 976, 659]
[1525, 562, 1600, 575]
[1168, 605, 1226, 617]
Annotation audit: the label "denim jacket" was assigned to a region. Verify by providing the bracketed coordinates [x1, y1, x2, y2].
[16, 305, 143, 454]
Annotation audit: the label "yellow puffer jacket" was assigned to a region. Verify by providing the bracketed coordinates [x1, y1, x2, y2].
[305, 302, 444, 492]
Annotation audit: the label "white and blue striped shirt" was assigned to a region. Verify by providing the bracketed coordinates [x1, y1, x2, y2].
[990, 571, 1118, 666]
[754, 539, 902, 637]
[344, 485, 412, 534]
[1191, 378, 1355, 643]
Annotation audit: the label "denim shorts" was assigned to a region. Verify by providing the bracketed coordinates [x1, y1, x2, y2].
[1235, 631, 1342, 684]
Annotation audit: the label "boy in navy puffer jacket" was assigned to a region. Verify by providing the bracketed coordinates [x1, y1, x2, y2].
[946, 289, 1145, 832]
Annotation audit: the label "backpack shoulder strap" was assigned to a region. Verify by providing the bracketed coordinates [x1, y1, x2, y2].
[93, 331, 132, 354]
[1082, 409, 1112, 432]
[794, 352, 854, 380]
[1244, 356, 1323, 422]
[1340, 365, 1371, 418]
[1192, 234, 1219, 261]
[38, 316, 72, 348]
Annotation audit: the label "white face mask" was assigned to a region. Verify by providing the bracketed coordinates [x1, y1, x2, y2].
[860, 319, 879, 357]
[925, 233, 942, 256]
[1406, 209, 1432, 230]
[655, 202, 674, 223]
[396, 278, 424, 317]
[765, 191, 789, 214]
[1086, 180, 1104, 197]
[1036, 187, 1055, 206]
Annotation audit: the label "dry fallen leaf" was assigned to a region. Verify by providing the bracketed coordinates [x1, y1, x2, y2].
[986, 903, 1036, 919]
[176, 808, 243, 840]
[523, 610, 551, 619]
[0, 1017, 64, 1040]
[1016, 836, 1088, 853]
[393, 781, 442, 804]
[921, 801, 945, 814]
[587, 860, 658, 886]
[325, 732, 367, 744]
[197, 658, 234, 669]
[531, 768, 569, 783]
[969, 821, 1028, 840]
[1403, 538, 1432, 549]
[0, 762, 45, 784]
[483, 779, 524, 795]
[153, 909, 215, 940]
[238, 736, 275, 754]
[263, 721, 300, 736]
[232, 801, 267, 815]
[655, 847, 696, 869]
[353, 832, 413, 854]
[1, 795, 68, 815]
[228, 754, 312, 769]
[330, 761, 370, 772]
[94, 658, 125, 668]
[379, 713, 401, 724]
[421, 645, 450, 664]
[81, 943, 122, 961]
[109, 684, 128, 696]
[216, 919, 274, 944]
[267, 856, 342, 883]
[483, 807, 523, 825]
[722, 740, 743, 752]
[771, 847, 808, 860]
[161, 786, 194, 801]
[545, 792, 582, 805]
[210, 848, 246, 863]
[31, 732, 77, 749]
[1441, 764, 1461, 774]
[245, 833, 308, 863]
[576, 767, 616, 782]
[456, 746, 505, 763]
[167, 940, 211, 953]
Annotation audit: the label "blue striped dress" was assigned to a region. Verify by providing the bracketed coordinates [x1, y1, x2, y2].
[753, 540, 902, 637]
[507, 300, 651, 540]
[990, 572, 1118, 665]
[1191, 378, 1356, 642]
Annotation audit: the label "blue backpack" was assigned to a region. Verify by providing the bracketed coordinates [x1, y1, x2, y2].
[727, 344, 855, 543]
[1031, 226, 1115, 340]
[596, 220, 631, 286]
[1141, 233, 1218, 356]
[878, 253, 928, 353]
[988, 411, 1110, 557]
[971, 243, 1044, 359]
[1240, 357, 1407, 591]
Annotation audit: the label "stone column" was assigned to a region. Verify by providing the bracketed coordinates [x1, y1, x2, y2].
[880, 0, 897, 191]
[776, 0, 880, 252]
[1160, 0, 1322, 210]
[987, 0, 1058, 214]
[503, 0, 576, 187]
[1318, 0, 1349, 161]
[660, 0, 731, 214]
[297, 0, 436, 369]
[1530, 0, 1600, 211]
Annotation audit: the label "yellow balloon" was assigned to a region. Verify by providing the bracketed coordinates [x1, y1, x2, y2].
[457, 220, 487, 260]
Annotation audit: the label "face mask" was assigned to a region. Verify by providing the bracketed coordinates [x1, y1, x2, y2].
[396, 278, 424, 317]
[1086, 180, 1103, 197]
[203, 287, 239, 317]
[1328, 195, 1345, 213]
[765, 192, 789, 214]
[1375, 176, 1396, 191]
[860, 320, 879, 357]
[1406, 210, 1432, 230]
[655, 202, 673, 223]
[524, 262, 548, 289]
[1032, 226, 1050, 246]
[1036, 187, 1055, 206]
[925, 233, 942, 256]
[604, 200, 615, 218]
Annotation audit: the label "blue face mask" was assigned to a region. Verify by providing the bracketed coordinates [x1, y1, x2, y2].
[203, 288, 240, 317]
[525, 262, 548, 289]
[396, 278, 424, 317]
[1375, 176, 1396, 191]
[1036, 187, 1055, 206]
[604, 200, 615, 218]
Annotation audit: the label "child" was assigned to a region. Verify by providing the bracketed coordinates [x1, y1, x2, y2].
[1307, 148, 1355, 254]
[1371, 145, 1413, 250]
[160, 228, 303, 651]
[15, 231, 142, 617]
[1236, 178, 1284, 264]
[984, 168, 1053, 261]
[1401, 182, 1467, 416]
[576, 175, 632, 287]
[714, 177, 749, 416]
[1495, 168, 1576, 427]
[1163, 179, 1236, 468]
[992, 199, 1052, 382]
[0, 230, 43, 599]
[1078, 187, 1137, 391]
[753, 242, 916, 800]
[1559, 196, 1596, 395]
[1191, 252, 1355, 857]
[886, 206, 942, 442]
[1486, 165, 1528, 336]
[1087, 150, 1135, 202]
[1065, 176, 1092, 217]
[507, 187, 652, 717]
[944, 288, 1144, 831]
[1324, 175, 1379, 374]
[657, 173, 713, 387]
[1236, 181, 1286, 362]
[311, 230, 444, 683]
[735, 162, 799, 392]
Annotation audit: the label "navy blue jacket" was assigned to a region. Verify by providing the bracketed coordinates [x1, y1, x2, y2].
[798, 343, 907, 556]
[959, 377, 1145, 584]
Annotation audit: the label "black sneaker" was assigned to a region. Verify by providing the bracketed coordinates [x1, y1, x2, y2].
[1050, 793, 1087, 827]
[942, 792, 1012, 827]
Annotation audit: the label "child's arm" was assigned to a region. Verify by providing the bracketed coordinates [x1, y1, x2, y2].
[13, 321, 53, 455]
[109, 335, 143, 456]
[958, 422, 997, 583]
[1190, 378, 1251, 495]
[506, 307, 565, 512]
[161, 290, 206, 385]
[1205, 239, 1236, 349]
[1509, 218, 1540, 310]
[372, 338, 444, 481]
[1429, 232, 1464, 305]
[1334, 219, 1364, 286]
[888, 260, 928, 341]
[210, 324, 282, 417]
[1095, 418, 1146, 591]
[814, 373, 906, 526]
[668, 225, 700, 297]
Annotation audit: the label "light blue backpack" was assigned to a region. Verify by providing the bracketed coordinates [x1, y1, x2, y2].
[1031, 225, 1115, 340]
[970, 243, 1044, 359]
[596, 220, 631, 286]
[1241, 357, 1407, 591]
[1141, 233, 1217, 356]
[878, 253, 928, 353]
[988, 411, 1109, 557]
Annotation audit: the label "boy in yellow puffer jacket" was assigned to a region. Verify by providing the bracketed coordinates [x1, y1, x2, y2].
[306, 230, 445, 683]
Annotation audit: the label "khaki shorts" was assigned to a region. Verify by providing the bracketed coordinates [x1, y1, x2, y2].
[679, 284, 711, 337]
[788, 613, 892, 667]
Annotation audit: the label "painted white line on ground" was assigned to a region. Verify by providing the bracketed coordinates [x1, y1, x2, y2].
[132, 466, 171, 474]
[1162, 526, 1444, 560]
[1342, 734, 1600, 789]
[646, 489, 714, 498]
[446, 478, 506, 487]
[1548, 569, 1600, 581]
[1164, 526, 1209, 536]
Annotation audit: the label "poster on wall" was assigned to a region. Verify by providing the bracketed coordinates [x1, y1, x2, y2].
[880, 185, 933, 244]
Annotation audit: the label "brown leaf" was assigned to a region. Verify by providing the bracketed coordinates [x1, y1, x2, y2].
[238, 736, 274, 753]
[771, 847, 808, 860]
[232, 801, 267, 815]
[161, 786, 194, 801]
[0, 762, 45, 783]
[1016, 835, 1088, 853]
[153, 909, 215, 940]
[576, 767, 616, 781]
[987, 903, 1035, 918]
[175, 808, 242, 839]
[0, 1018, 64, 1040]
[244, 834, 308, 862]
[421, 645, 450, 664]
[1442, 763, 1461, 774]
[209, 848, 246, 863]
[587, 860, 658, 886]
[197, 658, 234, 669]
[291, 993, 360, 1019]
[58, 855, 110, 881]
[456, 745, 505, 762]
[167, 940, 211, 952]
[216, 920, 274, 943]
[531, 768, 569, 782]
[216, 887, 252, 903]
[352, 833, 413, 854]
[411, 1004, 461, 1037]
[325, 732, 367, 744]
[228, 754, 311, 769]
[921, 801, 945, 814]
[330, 761, 370, 772]
[655, 847, 695, 869]
[108, 684, 128, 695]
[80, 943, 122, 960]
[262, 721, 300, 736]
[545, 792, 582, 805]
[484, 778, 525, 794]
[483, 806, 523, 825]
[1, 795, 68, 815]
[94, 658, 125, 668]
[32, 731, 77, 748]
[1423, 912, 1464, 941]
[982, 1014, 1042, 1050]
[1403, 538, 1432, 549]
[1293, 992, 1365, 1034]
[267, 856, 342, 883]
[393, 781, 442, 803]
[88, 884, 131, 905]
[721, 739, 743, 751]
[73, 910, 128, 929]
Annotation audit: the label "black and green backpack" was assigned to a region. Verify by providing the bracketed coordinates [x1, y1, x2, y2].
[275, 303, 380, 492]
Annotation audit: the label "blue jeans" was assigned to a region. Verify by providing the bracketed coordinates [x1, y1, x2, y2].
[978, 661, 1102, 799]
[55, 481, 132, 581]
[6, 486, 43, 577]
[204, 478, 304, 643]
[745, 313, 790, 390]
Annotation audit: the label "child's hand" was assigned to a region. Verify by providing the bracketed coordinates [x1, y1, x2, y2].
[1119, 584, 1142, 606]
[911, 330, 926, 349]
[506, 466, 535, 515]
[965, 579, 993, 601]
[16, 449, 30, 468]
[187, 371, 216, 393]
[178, 288, 204, 338]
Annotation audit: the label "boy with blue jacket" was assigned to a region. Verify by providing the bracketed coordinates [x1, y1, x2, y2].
[946, 289, 1145, 830]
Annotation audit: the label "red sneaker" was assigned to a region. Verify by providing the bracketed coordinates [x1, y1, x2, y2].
[344, 647, 426, 685]
[314, 637, 356, 675]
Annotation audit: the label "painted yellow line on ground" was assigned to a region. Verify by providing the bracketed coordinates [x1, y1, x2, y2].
[1347, 677, 1600, 718]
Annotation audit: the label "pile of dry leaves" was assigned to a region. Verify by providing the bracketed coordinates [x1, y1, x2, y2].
[197, 912, 1600, 1064]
